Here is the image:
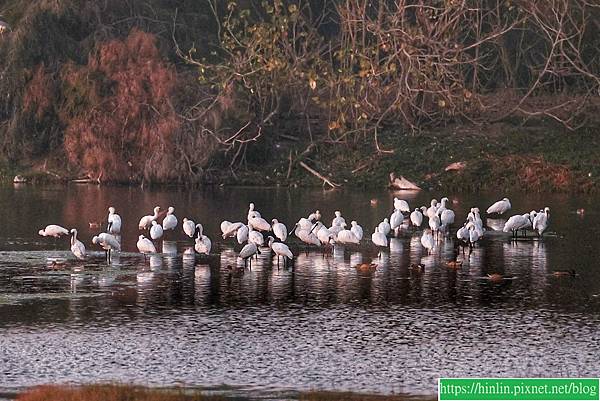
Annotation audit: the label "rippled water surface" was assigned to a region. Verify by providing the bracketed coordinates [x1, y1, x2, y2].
[1, 185, 600, 397]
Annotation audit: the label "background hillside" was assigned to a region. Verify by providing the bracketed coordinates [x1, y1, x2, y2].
[0, 0, 599, 189]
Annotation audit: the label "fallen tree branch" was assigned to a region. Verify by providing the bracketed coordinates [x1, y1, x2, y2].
[299, 161, 340, 188]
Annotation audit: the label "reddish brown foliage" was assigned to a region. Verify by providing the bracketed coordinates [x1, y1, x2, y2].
[23, 64, 55, 120]
[492, 156, 592, 192]
[17, 384, 227, 401]
[62, 29, 180, 182]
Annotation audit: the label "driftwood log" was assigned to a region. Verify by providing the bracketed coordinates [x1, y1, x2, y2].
[388, 172, 421, 190]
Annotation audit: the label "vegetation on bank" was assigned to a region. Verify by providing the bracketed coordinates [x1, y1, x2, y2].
[0, 1, 598, 188]
[15, 384, 434, 401]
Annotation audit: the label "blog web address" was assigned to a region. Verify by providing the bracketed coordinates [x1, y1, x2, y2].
[439, 378, 600, 401]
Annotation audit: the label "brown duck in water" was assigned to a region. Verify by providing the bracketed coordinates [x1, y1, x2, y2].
[356, 263, 377, 271]
[552, 269, 577, 277]
[409, 263, 425, 273]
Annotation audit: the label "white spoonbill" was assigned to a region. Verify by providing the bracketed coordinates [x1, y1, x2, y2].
[239, 242, 260, 267]
[421, 229, 434, 254]
[439, 209, 455, 229]
[390, 209, 403, 232]
[294, 223, 321, 248]
[92, 233, 121, 261]
[183, 218, 196, 238]
[336, 229, 360, 245]
[350, 221, 363, 241]
[393, 198, 410, 213]
[248, 227, 265, 247]
[267, 236, 293, 267]
[487, 198, 511, 215]
[315, 223, 334, 245]
[70, 229, 86, 260]
[533, 207, 550, 237]
[137, 234, 156, 254]
[428, 214, 441, 236]
[503, 213, 534, 237]
[467, 222, 481, 248]
[247, 203, 262, 220]
[456, 223, 469, 242]
[248, 216, 271, 232]
[371, 227, 388, 248]
[222, 222, 244, 239]
[328, 223, 345, 240]
[162, 206, 178, 231]
[107, 207, 121, 235]
[331, 211, 346, 227]
[194, 224, 212, 255]
[139, 206, 160, 229]
[271, 219, 288, 242]
[150, 221, 164, 240]
[378, 218, 391, 236]
[220, 221, 232, 235]
[296, 217, 313, 232]
[236, 224, 249, 244]
[39, 224, 69, 238]
[426, 199, 438, 219]
[410, 207, 425, 227]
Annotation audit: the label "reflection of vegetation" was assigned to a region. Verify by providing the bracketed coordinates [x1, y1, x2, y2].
[16, 384, 431, 401]
[0, 0, 598, 184]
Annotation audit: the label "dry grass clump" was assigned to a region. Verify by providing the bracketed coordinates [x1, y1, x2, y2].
[16, 384, 228, 401]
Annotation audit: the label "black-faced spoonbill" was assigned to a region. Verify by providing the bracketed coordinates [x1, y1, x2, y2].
[139, 206, 160, 229]
[162, 206, 178, 231]
[107, 207, 121, 235]
[70, 229, 86, 260]
[486, 198, 512, 215]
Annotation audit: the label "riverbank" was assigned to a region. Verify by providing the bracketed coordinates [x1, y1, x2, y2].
[7, 123, 599, 193]
[11, 384, 435, 401]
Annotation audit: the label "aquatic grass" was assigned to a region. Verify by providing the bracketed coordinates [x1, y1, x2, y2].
[16, 385, 436, 401]
[16, 384, 230, 401]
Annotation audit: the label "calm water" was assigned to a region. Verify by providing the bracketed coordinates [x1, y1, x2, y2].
[1, 185, 600, 398]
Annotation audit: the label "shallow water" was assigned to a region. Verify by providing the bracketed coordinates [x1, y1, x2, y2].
[1, 185, 599, 397]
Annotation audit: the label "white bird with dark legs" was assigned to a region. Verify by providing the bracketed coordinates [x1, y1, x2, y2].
[314, 223, 334, 246]
[487, 198, 512, 215]
[503, 212, 535, 237]
[39, 225, 69, 238]
[107, 207, 121, 235]
[331, 211, 346, 227]
[295, 223, 321, 248]
[150, 221, 163, 240]
[70, 229, 86, 260]
[248, 227, 264, 247]
[467, 222, 481, 248]
[137, 235, 156, 255]
[92, 233, 121, 261]
[183, 218, 196, 238]
[239, 242, 259, 267]
[267, 236, 293, 267]
[428, 214, 441, 237]
[378, 218, 391, 237]
[328, 223, 345, 241]
[271, 219, 287, 242]
[139, 206, 160, 230]
[236, 224, 249, 244]
[162, 206, 178, 231]
[194, 224, 212, 255]
[394, 198, 410, 213]
[350, 221, 363, 241]
[533, 207, 550, 237]
[421, 229, 434, 254]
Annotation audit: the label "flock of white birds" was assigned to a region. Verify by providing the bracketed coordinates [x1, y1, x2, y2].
[37, 196, 550, 267]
